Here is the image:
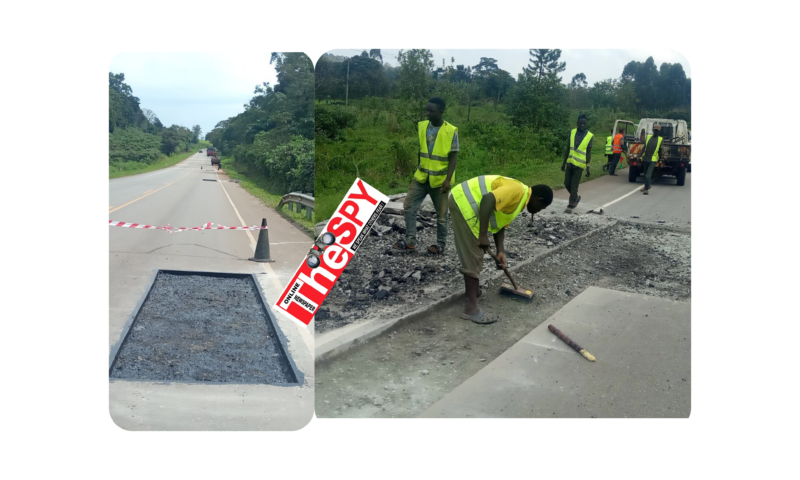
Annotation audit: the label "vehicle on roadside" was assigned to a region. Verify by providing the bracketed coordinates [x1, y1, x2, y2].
[207, 147, 216, 157]
[614, 118, 691, 186]
[211, 152, 221, 167]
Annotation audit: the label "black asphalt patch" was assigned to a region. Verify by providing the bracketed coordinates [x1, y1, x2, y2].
[203, 179, 218, 182]
[109, 270, 301, 385]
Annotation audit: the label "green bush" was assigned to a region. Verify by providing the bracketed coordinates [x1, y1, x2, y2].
[109, 128, 162, 164]
[315, 105, 357, 140]
[234, 135, 314, 195]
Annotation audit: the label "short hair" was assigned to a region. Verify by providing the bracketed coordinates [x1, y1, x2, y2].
[428, 97, 446, 112]
[577, 113, 588, 121]
[531, 184, 554, 206]
[619, 127, 625, 133]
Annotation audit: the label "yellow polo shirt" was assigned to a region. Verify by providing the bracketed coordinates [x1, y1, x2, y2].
[491, 177, 532, 214]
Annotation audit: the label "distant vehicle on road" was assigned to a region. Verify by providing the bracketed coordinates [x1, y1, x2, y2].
[211, 152, 221, 168]
[207, 147, 216, 157]
[614, 118, 691, 186]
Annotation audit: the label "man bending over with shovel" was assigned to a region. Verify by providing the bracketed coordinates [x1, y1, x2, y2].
[449, 175, 553, 324]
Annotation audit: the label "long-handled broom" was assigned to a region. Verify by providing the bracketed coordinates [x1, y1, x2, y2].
[485, 248, 534, 301]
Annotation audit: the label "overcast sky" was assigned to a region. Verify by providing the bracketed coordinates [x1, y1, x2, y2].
[325, 49, 691, 85]
[109, 53, 278, 138]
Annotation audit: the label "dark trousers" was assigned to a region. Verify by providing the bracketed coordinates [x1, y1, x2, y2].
[608, 153, 621, 174]
[564, 163, 583, 207]
[403, 179, 448, 248]
[643, 161, 656, 189]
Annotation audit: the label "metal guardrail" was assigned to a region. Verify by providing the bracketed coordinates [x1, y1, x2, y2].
[278, 192, 315, 220]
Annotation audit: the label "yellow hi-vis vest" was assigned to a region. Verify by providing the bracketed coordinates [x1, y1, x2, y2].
[451, 175, 530, 238]
[414, 120, 457, 188]
[605, 136, 613, 155]
[567, 129, 594, 168]
[644, 135, 664, 163]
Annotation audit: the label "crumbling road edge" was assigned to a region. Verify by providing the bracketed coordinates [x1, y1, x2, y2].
[315, 220, 618, 364]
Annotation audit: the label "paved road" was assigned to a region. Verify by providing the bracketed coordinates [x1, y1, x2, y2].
[109, 151, 314, 430]
[553, 168, 691, 226]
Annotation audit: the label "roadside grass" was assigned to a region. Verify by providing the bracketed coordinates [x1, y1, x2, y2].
[109, 140, 212, 179]
[220, 156, 315, 237]
[315, 101, 634, 221]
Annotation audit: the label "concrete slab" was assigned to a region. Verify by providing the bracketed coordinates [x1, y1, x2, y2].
[420, 286, 690, 418]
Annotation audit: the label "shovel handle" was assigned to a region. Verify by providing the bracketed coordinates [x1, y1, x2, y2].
[485, 248, 520, 291]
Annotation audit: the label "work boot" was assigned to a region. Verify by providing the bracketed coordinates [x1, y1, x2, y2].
[643, 188, 650, 195]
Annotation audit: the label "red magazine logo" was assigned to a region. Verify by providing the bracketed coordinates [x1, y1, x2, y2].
[275, 179, 388, 326]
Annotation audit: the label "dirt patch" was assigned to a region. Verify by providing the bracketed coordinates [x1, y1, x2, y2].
[110, 272, 298, 384]
[315, 223, 690, 417]
[315, 206, 613, 333]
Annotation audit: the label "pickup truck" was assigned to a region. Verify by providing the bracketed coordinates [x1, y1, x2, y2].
[613, 118, 691, 186]
[206, 147, 216, 157]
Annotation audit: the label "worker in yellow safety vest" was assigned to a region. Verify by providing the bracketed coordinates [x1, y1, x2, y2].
[603, 135, 613, 172]
[561, 114, 594, 213]
[394, 97, 458, 255]
[449, 175, 553, 324]
[641, 124, 664, 195]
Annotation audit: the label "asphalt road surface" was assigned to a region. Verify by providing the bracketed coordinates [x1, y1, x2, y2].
[109, 151, 314, 430]
[553, 168, 691, 226]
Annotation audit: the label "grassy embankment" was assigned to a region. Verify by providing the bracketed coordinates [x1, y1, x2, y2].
[316, 99, 638, 220]
[220, 156, 315, 237]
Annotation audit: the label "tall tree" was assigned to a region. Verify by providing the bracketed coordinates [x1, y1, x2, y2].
[108, 72, 148, 132]
[396, 49, 434, 103]
[568, 73, 589, 110]
[524, 49, 567, 82]
[369, 49, 383, 63]
[191, 125, 202, 143]
[657, 62, 689, 110]
[570, 73, 588, 89]
[589, 79, 618, 109]
[473, 57, 499, 77]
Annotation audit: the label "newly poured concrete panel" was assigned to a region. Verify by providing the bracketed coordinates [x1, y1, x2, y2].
[421, 287, 690, 418]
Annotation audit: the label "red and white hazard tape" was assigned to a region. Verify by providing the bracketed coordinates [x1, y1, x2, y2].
[109, 220, 267, 232]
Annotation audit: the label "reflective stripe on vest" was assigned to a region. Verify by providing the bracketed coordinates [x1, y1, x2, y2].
[613, 134, 624, 153]
[567, 129, 593, 168]
[414, 120, 457, 187]
[605, 136, 613, 154]
[452, 175, 529, 238]
[644, 135, 663, 163]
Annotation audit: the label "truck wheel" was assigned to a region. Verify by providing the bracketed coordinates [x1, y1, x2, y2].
[687, 164, 691, 173]
[676, 167, 686, 186]
[628, 165, 639, 183]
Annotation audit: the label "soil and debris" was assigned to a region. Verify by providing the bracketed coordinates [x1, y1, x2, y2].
[110, 272, 297, 384]
[315, 223, 691, 418]
[315, 197, 612, 333]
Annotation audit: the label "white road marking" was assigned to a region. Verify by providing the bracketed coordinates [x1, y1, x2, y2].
[597, 185, 643, 210]
[214, 171, 281, 286]
[215, 170, 314, 350]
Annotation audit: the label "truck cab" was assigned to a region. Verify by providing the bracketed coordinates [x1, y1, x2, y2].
[207, 147, 216, 157]
[614, 118, 691, 186]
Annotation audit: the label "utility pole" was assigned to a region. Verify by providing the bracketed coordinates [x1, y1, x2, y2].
[345, 58, 350, 106]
